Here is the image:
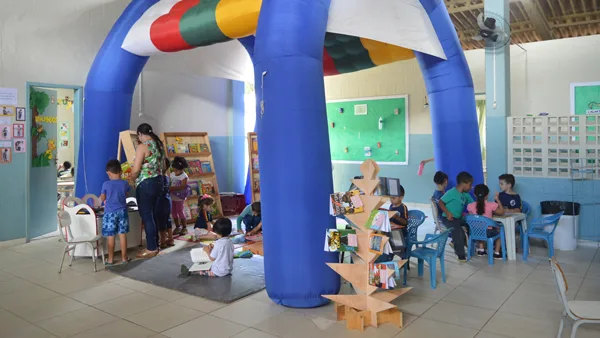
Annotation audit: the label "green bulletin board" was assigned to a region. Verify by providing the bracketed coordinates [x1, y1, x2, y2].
[326, 96, 408, 164]
[571, 82, 600, 115]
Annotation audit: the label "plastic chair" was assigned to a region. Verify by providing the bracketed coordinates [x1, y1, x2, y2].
[82, 194, 102, 208]
[515, 200, 531, 249]
[523, 211, 564, 261]
[403, 230, 450, 289]
[430, 198, 446, 234]
[61, 196, 83, 210]
[464, 215, 507, 265]
[552, 257, 600, 338]
[57, 211, 105, 273]
[405, 210, 426, 264]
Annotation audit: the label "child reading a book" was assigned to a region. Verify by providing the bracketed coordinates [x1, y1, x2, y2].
[170, 156, 190, 236]
[194, 194, 218, 241]
[467, 184, 505, 258]
[99, 160, 131, 265]
[181, 218, 234, 277]
[243, 201, 262, 236]
[375, 185, 408, 263]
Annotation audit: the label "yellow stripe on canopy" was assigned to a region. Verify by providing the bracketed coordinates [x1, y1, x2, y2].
[360, 38, 415, 66]
[215, 0, 262, 39]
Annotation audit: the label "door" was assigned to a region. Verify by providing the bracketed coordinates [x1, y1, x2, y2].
[29, 87, 58, 239]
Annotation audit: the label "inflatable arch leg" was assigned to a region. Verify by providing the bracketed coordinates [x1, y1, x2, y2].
[78, 0, 482, 309]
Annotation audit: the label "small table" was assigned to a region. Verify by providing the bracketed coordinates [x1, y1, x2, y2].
[493, 213, 527, 261]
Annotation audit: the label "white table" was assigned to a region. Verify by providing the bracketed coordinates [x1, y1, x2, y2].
[493, 213, 528, 261]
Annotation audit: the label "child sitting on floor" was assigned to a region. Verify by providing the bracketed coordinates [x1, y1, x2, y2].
[467, 184, 505, 259]
[498, 174, 522, 213]
[193, 194, 218, 241]
[243, 201, 262, 237]
[99, 160, 130, 265]
[182, 218, 234, 277]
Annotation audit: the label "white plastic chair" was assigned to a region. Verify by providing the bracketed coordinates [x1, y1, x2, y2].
[61, 196, 83, 210]
[57, 210, 105, 273]
[552, 257, 600, 338]
[430, 198, 446, 234]
[82, 194, 102, 208]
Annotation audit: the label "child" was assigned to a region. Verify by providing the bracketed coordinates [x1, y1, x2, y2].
[170, 156, 190, 236]
[181, 218, 234, 277]
[99, 160, 131, 265]
[158, 158, 174, 249]
[438, 171, 474, 261]
[375, 185, 408, 263]
[498, 174, 522, 213]
[432, 171, 448, 218]
[467, 184, 505, 259]
[194, 194, 218, 241]
[243, 201, 262, 236]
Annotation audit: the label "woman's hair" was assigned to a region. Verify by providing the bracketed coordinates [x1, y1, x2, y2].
[199, 195, 214, 208]
[171, 156, 189, 171]
[251, 201, 261, 214]
[474, 184, 489, 215]
[136, 123, 165, 164]
[212, 218, 232, 237]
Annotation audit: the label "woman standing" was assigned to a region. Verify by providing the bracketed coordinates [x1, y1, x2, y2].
[129, 123, 165, 259]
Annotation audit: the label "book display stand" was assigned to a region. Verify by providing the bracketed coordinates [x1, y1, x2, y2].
[161, 132, 224, 222]
[322, 159, 411, 332]
[117, 130, 139, 181]
[247, 132, 260, 203]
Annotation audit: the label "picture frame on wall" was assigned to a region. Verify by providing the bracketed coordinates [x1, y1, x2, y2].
[1, 106, 15, 117]
[13, 124, 25, 138]
[15, 107, 26, 121]
[14, 139, 26, 153]
[0, 147, 11, 164]
[0, 124, 12, 140]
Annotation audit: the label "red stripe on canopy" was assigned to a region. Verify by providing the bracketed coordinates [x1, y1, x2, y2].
[150, 0, 200, 52]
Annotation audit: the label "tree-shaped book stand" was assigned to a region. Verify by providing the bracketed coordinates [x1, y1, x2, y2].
[322, 159, 411, 332]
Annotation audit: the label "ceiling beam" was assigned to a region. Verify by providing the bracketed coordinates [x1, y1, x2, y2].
[522, 0, 554, 39]
[550, 11, 600, 21]
[446, 0, 520, 14]
[553, 18, 600, 28]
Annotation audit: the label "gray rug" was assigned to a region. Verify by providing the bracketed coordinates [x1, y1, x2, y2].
[107, 245, 265, 303]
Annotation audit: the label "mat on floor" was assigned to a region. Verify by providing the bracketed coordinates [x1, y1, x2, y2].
[107, 245, 265, 303]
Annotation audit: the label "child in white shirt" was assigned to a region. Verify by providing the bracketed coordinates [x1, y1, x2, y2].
[170, 156, 190, 236]
[181, 218, 234, 277]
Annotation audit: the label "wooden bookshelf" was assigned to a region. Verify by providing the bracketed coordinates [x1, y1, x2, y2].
[247, 132, 260, 203]
[161, 132, 223, 223]
[117, 130, 139, 164]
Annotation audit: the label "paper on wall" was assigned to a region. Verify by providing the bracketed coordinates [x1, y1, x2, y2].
[0, 88, 17, 106]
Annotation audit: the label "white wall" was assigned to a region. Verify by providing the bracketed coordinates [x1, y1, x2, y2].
[326, 34, 600, 134]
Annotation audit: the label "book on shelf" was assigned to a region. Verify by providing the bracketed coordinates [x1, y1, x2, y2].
[251, 137, 258, 152]
[189, 202, 199, 219]
[324, 229, 358, 252]
[365, 209, 392, 232]
[200, 182, 215, 195]
[189, 247, 213, 272]
[188, 143, 200, 153]
[183, 204, 192, 221]
[252, 174, 260, 192]
[201, 161, 212, 173]
[167, 144, 176, 154]
[177, 143, 190, 154]
[189, 181, 200, 196]
[369, 233, 393, 255]
[120, 162, 132, 180]
[329, 190, 364, 216]
[368, 262, 398, 289]
[199, 144, 209, 152]
[251, 154, 259, 170]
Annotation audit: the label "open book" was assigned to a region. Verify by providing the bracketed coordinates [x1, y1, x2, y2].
[189, 247, 213, 272]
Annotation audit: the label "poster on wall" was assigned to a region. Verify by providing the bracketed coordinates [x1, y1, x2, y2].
[0, 124, 12, 140]
[0, 147, 11, 164]
[14, 139, 26, 153]
[31, 88, 57, 167]
[16, 107, 26, 121]
[571, 82, 600, 115]
[59, 122, 69, 148]
[1, 106, 15, 116]
[0, 117, 10, 125]
[0, 88, 17, 106]
[13, 124, 25, 138]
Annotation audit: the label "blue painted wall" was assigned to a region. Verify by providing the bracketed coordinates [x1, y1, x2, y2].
[333, 134, 436, 203]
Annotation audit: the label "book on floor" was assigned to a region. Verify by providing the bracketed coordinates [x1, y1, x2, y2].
[329, 190, 364, 216]
[324, 229, 358, 252]
[189, 247, 213, 271]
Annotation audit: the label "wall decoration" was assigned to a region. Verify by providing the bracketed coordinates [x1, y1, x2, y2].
[0, 117, 9, 125]
[59, 122, 69, 148]
[14, 139, 26, 153]
[0, 141, 10, 148]
[0, 124, 12, 140]
[1, 106, 15, 116]
[30, 89, 56, 167]
[0, 147, 11, 164]
[13, 124, 25, 138]
[327, 95, 408, 164]
[571, 82, 600, 115]
[16, 107, 26, 121]
[0, 88, 17, 106]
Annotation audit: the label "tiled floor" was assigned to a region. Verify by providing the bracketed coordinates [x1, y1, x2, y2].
[1, 207, 600, 337]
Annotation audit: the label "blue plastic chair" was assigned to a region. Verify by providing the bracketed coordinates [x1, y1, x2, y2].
[405, 210, 426, 264]
[403, 230, 450, 289]
[515, 200, 531, 249]
[523, 211, 564, 261]
[464, 215, 507, 265]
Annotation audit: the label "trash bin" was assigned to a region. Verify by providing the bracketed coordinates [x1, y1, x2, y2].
[541, 201, 580, 251]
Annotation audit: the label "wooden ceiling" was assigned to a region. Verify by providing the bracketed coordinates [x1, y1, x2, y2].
[446, 0, 600, 50]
